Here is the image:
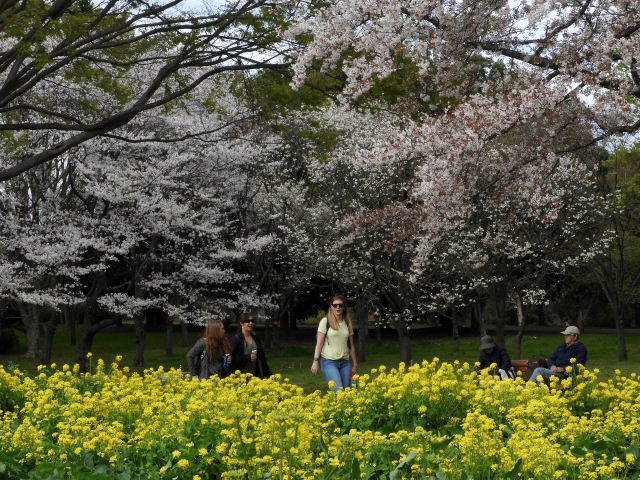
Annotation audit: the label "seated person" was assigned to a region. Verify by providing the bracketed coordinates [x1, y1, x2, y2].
[529, 325, 587, 384]
[478, 335, 514, 379]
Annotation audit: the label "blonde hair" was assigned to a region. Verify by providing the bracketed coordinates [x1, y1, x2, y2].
[327, 295, 353, 335]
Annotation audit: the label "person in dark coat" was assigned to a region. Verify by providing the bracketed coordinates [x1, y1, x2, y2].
[229, 314, 272, 379]
[186, 319, 232, 379]
[529, 325, 587, 384]
[478, 335, 515, 379]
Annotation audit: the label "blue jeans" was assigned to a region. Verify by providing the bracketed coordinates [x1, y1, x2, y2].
[321, 357, 351, 391]
[529, 367, 567, 384]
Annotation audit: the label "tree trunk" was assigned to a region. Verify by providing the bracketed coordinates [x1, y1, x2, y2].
[614, 305, 628, 361]
[135, 314, 145, 367]
[473, 300, 487, 336]
[18, 303, 40, 359]
[397, 323, 412, 365]
[375, 324, 383, 346]
[63, 305, 78, 346]
[78, 315, 96, 373]
[356, 304, 367, 363]
[514, 293, 526, 360]
[38, 314, 58, 365]
[166, 317, 174, 356]
[597, 274, 629, 361]
[181, 320, 189, 347]
[536, 304, 546, 326]
[263, 317, 273, 350]
[287, 309, 296, 331]
[633, 303, 640, 328]
[493, 291, 506, 346]
[25, 316, 40, 358]
[576, 309, 587, 333]
[451, 307, 460, 353]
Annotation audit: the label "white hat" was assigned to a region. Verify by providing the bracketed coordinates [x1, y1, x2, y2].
[560, 326, 580, 335]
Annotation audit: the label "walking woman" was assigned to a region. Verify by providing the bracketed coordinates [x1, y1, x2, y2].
[310, 295, 358, 390]
[230, 314, 272, 378]
[186, 319, 232, 379]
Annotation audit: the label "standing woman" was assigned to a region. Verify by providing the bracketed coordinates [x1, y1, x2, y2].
[230, 314, 272, 378]
[186, 319, 232, 379]
[310, 295, 358, 390]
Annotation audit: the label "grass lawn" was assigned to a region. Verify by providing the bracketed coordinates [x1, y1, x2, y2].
[1, 327, 638, 391]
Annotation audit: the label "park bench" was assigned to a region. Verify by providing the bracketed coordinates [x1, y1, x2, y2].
[511, 358, 547, 381]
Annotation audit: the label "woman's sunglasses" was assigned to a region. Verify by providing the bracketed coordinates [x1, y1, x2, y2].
[331, 303, 344, 308]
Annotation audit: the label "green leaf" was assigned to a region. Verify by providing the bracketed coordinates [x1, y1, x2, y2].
[435, 466, 448, 480]
[389, 450, 419, 479]
[93, 465, 108, 474]
[505, 458, 522, 478]
[28, 463, 64, 480]
[626, 444, 640, 464]
[318, 434, 329, 454]
[350, 457, 361, 478]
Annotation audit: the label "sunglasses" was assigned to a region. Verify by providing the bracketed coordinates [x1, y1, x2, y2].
[243, 319, 255, 323]
[331, 303, 344, 308]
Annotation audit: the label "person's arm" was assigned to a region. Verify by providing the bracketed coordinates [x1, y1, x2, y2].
[186, 339, 205, 377]
[500, 347, 512, 371]
[548, 346, 559, 369]
[230, 334, 248, 370]
[349, 334, 358, 375]
[575, 343, 587, 366]
[477, 352, 486, 370]
[257, 338, 272, 378]
[311, 319, 327, 375]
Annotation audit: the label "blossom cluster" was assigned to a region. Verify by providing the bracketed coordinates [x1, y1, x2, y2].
[1, 358, 639, 479]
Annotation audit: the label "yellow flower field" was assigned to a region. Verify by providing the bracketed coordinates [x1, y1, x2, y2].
[0, 358, 639, 479]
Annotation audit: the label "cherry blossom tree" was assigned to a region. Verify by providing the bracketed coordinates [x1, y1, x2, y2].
[0, 0, 289, 181]
[0, 77, 278, 367]
[277, 107, 438, 363]
[286, 0, 636, 358]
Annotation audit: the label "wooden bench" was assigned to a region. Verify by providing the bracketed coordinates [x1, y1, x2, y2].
[511, 358, 547, 381]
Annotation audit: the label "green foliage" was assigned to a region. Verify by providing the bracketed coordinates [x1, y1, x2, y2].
[302, 309, 326, 325]
[607, 144, 640, 214]
[357, 54, 458, 118]
[238, 69, 342, 116]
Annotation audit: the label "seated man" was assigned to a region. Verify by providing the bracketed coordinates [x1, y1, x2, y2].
[478, 335, 514, 379]
[529, 326, 587, 384]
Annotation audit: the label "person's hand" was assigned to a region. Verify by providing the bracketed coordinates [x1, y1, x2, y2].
[311, 360, 320, 375]
[250, 353, 257, 361]
[351, 363, 358, 375]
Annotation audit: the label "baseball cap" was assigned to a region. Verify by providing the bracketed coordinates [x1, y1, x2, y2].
[560, 326, 580, 335]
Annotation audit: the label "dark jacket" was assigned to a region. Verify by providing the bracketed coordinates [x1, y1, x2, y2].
[478, 345, 513, 372]
[186, 338, 229, 379]
[549, 341, 587, 368]
[230, 332, 272, 379]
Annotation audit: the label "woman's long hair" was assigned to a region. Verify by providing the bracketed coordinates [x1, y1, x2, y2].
[203, 320, 230, 362]
[327, 295, 353, 334]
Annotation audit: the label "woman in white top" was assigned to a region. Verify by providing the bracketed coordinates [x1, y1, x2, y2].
[310, 295, 358, 390]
